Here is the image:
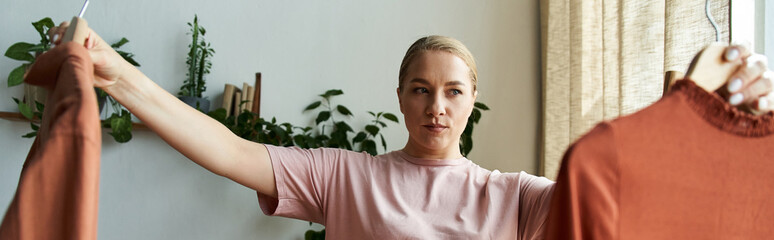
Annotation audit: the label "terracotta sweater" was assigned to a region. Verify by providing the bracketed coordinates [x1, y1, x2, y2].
[546, 80, 774, 239]
[0, 42, 101, 240]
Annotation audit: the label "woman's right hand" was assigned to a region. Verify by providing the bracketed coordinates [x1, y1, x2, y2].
[48, 21, 129, 89]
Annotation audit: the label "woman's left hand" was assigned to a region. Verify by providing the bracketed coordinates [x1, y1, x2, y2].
[723, 44, 773, 115]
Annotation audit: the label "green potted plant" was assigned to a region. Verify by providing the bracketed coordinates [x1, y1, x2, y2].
[178, 14, 214, 112]
[4, 17, 141, 142]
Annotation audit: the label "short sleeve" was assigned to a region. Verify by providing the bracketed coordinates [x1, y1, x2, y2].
[517, 172, 555, 240]
[545, 122, 620, 240]
[257, 145, 343, 224]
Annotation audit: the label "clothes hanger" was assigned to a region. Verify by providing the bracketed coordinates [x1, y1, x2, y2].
[682, 0, 737, 92]
[62, 0, 90, 45]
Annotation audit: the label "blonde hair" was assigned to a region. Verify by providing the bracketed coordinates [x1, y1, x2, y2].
[398, 35, 478, 92]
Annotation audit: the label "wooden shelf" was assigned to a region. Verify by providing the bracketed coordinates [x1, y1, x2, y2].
[0, 111, 149, 131]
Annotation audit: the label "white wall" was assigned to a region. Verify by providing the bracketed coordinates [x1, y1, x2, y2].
[0, 0, 542, 239]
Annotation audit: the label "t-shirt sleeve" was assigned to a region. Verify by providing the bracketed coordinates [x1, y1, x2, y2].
[517, 172, 555, 240]
[257, 145, 345, 224]
[545, 122, 620, 240]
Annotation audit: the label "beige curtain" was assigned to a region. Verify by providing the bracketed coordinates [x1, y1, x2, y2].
[540, 0, 730, 180]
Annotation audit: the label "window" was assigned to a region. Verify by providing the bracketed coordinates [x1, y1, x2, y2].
[731, 0, 772, 63]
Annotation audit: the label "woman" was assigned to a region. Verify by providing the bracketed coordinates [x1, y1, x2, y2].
[50, 23, 773, 239]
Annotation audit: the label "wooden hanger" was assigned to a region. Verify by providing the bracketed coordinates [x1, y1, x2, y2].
[62, 17, 89, 45]
[61, 0, 90, 45]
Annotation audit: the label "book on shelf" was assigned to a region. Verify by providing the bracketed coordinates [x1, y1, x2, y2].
[233, 91, 242, 117]
[222, 83, 237, 117]
[241, 82, 250, 114]
[252, 73, 262, 117]
[245, 85, 254, 113]
[220, 73, 262, 118]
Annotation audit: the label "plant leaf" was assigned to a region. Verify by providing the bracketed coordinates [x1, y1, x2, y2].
[323, 89, 343, 98]
[315, 111, 331, 125]
[472, 109, 482, 123]
[96, 88, 108, 97]
[8, 64, 28, 87]
[380, 133, 387, 151]
[474, 102, 490, 110]
[293, 135, 308, 148]
[462, 135, 473, 156]
[304, 101, 321, 111]
[336, 105, 352, 116]
[17, 101, 33, 120]
[35, 101, 45, 112]
[335, 121, 354, 133]
[207, 108, 228, 122]
[27, 44, 47, 53]
[382, 113, 399, 123]
[108, 115, 128, 131]
[365, 124, 379, 136]
[111, 38, 130, 48]
[352, 132, 367, 143]
[22, 132, 37, 138]
[368, 111, 376, 116]
[109, 131, 133, 143]
[116, 50, 141, 67]
[315, 135, 329, 142]
[30, 122, 39, 131]
[463, 121, 474, 135]
[363, 140, 377, 156]
[5, 42, 35, 62]
[108, 110, 133, 143]
[32, 17, 54, 43]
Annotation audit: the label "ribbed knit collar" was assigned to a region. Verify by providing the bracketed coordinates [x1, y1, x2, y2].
[673, 79, 774, 137]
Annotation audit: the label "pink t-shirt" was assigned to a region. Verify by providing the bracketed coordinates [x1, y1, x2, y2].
[257, 145, 554, 239]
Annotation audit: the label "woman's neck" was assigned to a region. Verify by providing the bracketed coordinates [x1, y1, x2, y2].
[400, 142, 463, 160]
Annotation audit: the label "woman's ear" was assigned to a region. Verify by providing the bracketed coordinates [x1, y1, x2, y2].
[397, 87, 404, 113]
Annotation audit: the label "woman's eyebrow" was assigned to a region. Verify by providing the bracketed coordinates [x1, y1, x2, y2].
[445, 81, 466, 86]
[408, 78, 467, 86]
[408, 78, 430, 85]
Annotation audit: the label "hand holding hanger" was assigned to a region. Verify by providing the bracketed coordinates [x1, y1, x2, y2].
[719, 43, 772, 115]
[48, 22, 126, 90]
[687, 0, 774, 115]
[687, 42, 773, 115]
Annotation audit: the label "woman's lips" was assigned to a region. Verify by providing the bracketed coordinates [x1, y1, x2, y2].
[423, 124, 447, 133]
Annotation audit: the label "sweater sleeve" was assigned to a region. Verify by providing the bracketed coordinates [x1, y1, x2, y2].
[545, 122, 620, 240]
[0, 42, 101, 240]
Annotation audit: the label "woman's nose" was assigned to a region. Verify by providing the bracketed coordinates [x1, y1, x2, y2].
[426, 94, 446, 116]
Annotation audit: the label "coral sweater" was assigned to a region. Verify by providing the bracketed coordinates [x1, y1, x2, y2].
[545, 80, 774, 239]
[0, 42, 102, 240]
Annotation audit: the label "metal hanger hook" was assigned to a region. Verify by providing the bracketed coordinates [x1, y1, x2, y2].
[706, 0, 720, 42]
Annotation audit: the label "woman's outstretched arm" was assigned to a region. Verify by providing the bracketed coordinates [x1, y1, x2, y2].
[50, 22, 278, 198]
